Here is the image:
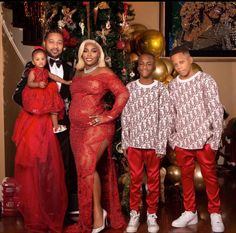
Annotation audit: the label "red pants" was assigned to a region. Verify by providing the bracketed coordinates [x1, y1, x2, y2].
[175, 144, 221, 213]
[127, 147, 161, 214]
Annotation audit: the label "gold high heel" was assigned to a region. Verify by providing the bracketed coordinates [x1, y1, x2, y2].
[92, 209, 108, 233]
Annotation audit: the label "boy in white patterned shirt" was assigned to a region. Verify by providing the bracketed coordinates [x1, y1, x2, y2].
[169, 45, 225, 233]
[121, 53, 170, 233]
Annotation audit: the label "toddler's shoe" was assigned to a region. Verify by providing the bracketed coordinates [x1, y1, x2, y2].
[53, 124, 67, 134]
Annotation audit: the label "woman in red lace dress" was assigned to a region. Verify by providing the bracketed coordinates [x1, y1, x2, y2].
[12, 48, 69, 233]
[68, 39, 129, 233]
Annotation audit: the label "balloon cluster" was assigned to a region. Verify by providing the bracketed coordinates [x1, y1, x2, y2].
[128, 23, 203, 85]
[166, 149, 206, 191]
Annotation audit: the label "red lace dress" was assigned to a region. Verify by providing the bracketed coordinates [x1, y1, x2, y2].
[69, 72, 129, 233]
[22, 67, 64, 117]
[12, 69, 68, 232]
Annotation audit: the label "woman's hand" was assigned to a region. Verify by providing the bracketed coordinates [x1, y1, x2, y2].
[65, 80, 72, 85]
[89, 115, 113, 126]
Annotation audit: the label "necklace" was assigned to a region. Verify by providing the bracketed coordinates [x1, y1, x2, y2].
[84, 65, 98, 74]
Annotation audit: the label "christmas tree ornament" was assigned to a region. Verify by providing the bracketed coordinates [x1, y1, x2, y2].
[105, 17, 111, 30]
[105, 56, 112, 67]
[129, 52, 139, 63]
[97, 2, 110, 9]
[79, 20, 85, 35]
[129, 71, 135, 78]
[121, 68, 127, 76]
[93, 6, 99, 25]
[116, 38, 125, 50]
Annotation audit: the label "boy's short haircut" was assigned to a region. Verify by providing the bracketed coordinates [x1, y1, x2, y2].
[170, 45, 190, 57]
[138, 52, 156, 61]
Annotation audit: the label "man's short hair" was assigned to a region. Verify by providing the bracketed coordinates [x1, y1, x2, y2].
[44, 28, 64, 40]
[170, 45, 190, 57]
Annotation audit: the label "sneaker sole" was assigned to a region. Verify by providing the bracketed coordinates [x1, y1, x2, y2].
[126, 223, 140, 233]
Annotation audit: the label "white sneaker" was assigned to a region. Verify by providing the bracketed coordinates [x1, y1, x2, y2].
[126, 210, 140, 233]
[210, 213, 225, 232]
[172, 211, 198, 228]
[147, 213, 159, 233]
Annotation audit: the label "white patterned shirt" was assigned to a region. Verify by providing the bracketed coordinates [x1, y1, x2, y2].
[168, 71, 224, 150]
[121, 79, 170, 156]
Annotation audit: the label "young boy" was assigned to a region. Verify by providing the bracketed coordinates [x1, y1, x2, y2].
[121, 53, 170, 233]
[168, 45, 225, 233]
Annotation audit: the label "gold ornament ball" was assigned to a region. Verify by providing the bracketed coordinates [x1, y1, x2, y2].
[152, 58, 168, 82]
[160, 58, 174, 75]
[129, 52, 139, 63]
[136, 30, 165, 58]
[166, 165, 181, 184]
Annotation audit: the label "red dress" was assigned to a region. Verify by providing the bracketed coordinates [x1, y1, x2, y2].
[12, 72, 68, 232]
[69, 72, 129, 233]
[22, 67, 64, 117]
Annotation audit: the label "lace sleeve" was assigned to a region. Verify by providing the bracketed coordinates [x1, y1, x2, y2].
[103, 73, 129, 119]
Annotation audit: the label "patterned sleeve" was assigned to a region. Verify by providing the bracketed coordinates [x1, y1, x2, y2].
[104, 73, 129, 119]
[156, 83, 171, 155]
[121, 84, 131, 150]
[167, 82, 177, 150]
[204, 75, 224, 150]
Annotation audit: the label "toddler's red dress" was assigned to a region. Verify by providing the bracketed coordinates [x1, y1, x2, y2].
[22, 67, 64, 117]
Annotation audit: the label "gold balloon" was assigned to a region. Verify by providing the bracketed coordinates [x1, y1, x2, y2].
[192, 63, 203, 73]
[166, 149, 177, 165]
[160, 58, 174, 75]
[166, 165, 181, 184]
[172, 69, 178, 78]
[163, 75, 174, 85]
[129, 52, 139, 63]
[130, 23, 148, 32]
[152, 58, 168, 82]
[194, 162, 205, 191]
[136, 30, 165, 57]
[130, 30, 146, 52]
[124, 40, 132, 53]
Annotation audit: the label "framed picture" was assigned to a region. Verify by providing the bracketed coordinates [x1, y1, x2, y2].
[162, 2, 236, 58]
